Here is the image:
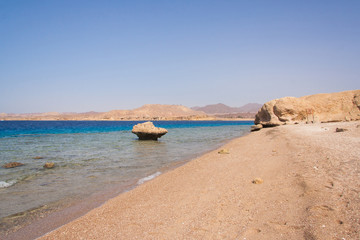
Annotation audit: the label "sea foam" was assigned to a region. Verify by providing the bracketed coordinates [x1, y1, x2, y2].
[137, 172, 161, 185]
[0, 180, 16, 188]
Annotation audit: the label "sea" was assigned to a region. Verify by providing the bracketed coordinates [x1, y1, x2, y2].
[0, 120, 252, 225]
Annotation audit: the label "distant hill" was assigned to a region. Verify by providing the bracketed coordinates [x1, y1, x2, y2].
[192, 103, 262, 115]
[0, 105, 208, 121]
[101, 104, 207, 120]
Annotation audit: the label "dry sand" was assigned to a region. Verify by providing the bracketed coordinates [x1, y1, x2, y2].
[9, 121, 360, 239]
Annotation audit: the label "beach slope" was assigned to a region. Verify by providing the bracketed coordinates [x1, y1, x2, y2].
[39, 121, 360, 239]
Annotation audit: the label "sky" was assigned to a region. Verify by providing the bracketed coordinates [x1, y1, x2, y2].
[0, 0, 359, 113]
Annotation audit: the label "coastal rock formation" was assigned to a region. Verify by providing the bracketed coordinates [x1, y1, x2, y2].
[132, 122, 168, 140]
[2, 162, 24, 169]
[255, 90, 360, 127]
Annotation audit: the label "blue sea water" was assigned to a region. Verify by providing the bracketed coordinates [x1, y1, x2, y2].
[0, 121, 252, 220]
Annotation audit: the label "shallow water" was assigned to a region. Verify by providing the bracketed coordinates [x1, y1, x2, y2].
[0, 121, 251, 219]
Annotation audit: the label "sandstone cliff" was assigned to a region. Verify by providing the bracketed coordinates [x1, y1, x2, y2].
[255, 90, 360, 127]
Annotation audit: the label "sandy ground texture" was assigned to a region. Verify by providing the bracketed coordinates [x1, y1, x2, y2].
[29, 121, 360, 239]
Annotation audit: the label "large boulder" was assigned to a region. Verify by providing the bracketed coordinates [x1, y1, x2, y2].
[132, 122, 168, 140]
[255, 90, 360, 127]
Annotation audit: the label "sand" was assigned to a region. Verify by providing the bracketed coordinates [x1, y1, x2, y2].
[6, 121, 360, 239]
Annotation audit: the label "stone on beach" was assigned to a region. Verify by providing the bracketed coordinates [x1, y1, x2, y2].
[252, 178, 264, 184]
[218, 149, 230, 154]
[2, 162, 24, 169]
[335, 128, 348, 132]
[132, 121, 168, 140]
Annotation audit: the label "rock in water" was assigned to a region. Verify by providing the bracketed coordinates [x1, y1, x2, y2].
[3, 162, 24, 168]
[132, 122, 168, 140]
[43, 162, 55, 169]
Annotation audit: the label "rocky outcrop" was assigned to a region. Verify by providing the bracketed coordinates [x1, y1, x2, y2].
[255, 90, 360, 127]
[132, 122, 168, 140]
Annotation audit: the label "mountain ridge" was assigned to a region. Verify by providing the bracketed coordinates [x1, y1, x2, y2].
[0, 104, 208, 121]
[192, 103, 262, 115]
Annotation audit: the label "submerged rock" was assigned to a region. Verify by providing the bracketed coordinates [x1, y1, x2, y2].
[43, 162, 55, 169]
[2, 162, 24, 169]
[33, 156, 44, 159]
[132, 122, 168, 140]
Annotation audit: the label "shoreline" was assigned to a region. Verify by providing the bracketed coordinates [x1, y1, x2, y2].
[0, 119, 255, 122]
[1, 127, 249, 240]
[4, 121, 360, 239]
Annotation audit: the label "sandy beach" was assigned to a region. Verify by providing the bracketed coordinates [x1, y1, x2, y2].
[5, 121, 360, 240]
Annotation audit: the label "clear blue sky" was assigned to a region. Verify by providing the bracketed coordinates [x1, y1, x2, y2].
[1, 0, 359, 113]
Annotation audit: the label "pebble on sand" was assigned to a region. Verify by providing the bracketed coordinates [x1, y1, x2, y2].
[252, 178, 264, 184]
[218, 149, 230, 154]
[335, 128, 348, 132]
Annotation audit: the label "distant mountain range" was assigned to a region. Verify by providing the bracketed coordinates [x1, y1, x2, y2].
[0, 105, 208, 121]
[191, 103, 262, 115]
[0, 103, 261, 121]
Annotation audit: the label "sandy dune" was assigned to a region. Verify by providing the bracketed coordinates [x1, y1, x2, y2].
[32, 121, 360, 239]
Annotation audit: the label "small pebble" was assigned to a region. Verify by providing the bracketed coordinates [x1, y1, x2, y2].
[218, 149, 229, 154]
[336, 128, 348, 132]
[252, 178, 264, 184]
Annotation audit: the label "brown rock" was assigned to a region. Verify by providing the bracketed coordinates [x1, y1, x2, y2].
[2, 162, 24, 168]
[132, 122, 168, 140]
[252, 178, 264, 184]
[255, 90, 360, 127]
[43, 162, 55, 169]
[335, 128, 348, 132]
[251, 124, 263, 132]
[218, 149, 230, 154]
[33, 156, 44, 159]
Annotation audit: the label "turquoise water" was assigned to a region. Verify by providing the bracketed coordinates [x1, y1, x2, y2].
[0, 121, 252, 219]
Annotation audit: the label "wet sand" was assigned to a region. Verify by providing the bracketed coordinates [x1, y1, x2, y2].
[6, 121, 360, 239]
